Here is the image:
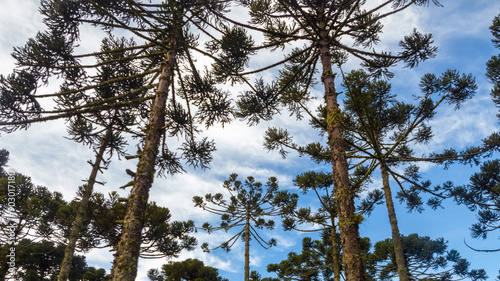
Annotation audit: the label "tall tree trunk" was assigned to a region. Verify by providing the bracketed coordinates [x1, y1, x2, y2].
[330, 221, 342, 281]
[380, 162, 410, 281]
[244, 211, 250, 281]
[110, 36, 178, 281]
[318, 11, 366, 281]
[58, 126, 112, 281]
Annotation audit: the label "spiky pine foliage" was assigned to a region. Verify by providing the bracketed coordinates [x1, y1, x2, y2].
[450, 160, 500, 248]
[487, 14, 500, 120]
[340, 69, 484, 210]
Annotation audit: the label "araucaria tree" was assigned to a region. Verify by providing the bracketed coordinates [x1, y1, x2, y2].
[0, 0, 255, 279]
[193, 174, 280, 281]
[341, 67, 478, 280]
[230, 0, 442, 279]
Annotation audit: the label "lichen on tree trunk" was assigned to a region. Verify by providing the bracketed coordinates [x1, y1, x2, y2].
[318, 18, 366, 280]
[110, 36, 178, 281]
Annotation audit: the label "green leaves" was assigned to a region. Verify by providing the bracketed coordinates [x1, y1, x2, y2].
[451, 160, 500, 240]
[486, 55, 500, 113]
[263, 127, 293, 158]
[181, 137, 216, 170]
[166, 101, 193, 137]
[181, 73, 233, 129]
[351, 11, 383, 48]
[236, 78, 279, 125]
[398, 29, 438, 68]
[0, 71, 40, 133]
[439, 70, 477, 108]
[156, 147, 185, 177]
[4, 238, 108, 280]
[359, 189, 384, 216]
[487, 15, 500, 121]
[207, 26, 256, 84]
[490, 14, 500, 48]
[272, 171, 339, 233]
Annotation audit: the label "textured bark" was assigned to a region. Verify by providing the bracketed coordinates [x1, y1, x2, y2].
[380, 163, 410, 281]
[244, 211, 250, 281]
[58, 127, 112, 281]
[318, 11, 366, 280]
[330, 220, 342, 281]
[110, 37, 177, 281]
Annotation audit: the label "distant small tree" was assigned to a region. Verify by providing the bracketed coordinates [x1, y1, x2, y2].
[340, 67, 481, 280]
[193, 174, 280, 281]
[147, 258, 228, 281]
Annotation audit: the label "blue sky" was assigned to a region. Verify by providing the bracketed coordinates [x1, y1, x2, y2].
[1, 0, 500, 280]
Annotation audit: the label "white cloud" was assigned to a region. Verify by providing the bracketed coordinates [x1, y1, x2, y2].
[82, 248, 115, 271]
[0, 0, 44, 61]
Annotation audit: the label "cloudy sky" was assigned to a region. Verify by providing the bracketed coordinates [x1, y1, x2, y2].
[1, 0, 500, 280]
